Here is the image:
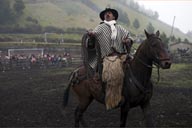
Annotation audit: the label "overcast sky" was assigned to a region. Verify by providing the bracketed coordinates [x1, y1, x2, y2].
[135, 0, 192, 33]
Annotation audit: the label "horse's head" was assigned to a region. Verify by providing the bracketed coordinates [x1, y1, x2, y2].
[143, 30, 172, 69]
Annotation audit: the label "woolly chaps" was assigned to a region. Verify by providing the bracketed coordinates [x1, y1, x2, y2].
[102, 55, 126, 110]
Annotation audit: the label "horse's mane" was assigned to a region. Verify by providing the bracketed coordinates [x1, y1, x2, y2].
[132, 39, 147, 62]
[132, 33, 157, 61]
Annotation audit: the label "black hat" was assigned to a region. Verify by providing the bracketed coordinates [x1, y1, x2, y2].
[99, 8, 118, 21]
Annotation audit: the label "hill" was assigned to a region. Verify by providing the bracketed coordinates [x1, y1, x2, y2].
[2, 0, 192, 42]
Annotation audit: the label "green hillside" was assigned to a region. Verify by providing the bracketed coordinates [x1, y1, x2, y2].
[3, 0, 192, 42]
[23, 0, 100, 29]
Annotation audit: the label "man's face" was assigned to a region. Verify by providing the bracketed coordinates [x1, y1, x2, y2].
[104, 11, 115, 21]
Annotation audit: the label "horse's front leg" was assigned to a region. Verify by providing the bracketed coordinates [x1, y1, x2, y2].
[140, 101, 154, 127]
[120, 103, 130, 127]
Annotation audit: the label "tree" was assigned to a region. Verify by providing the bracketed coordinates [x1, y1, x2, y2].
[184, 38, 189, 43]
[0, 0, 14, 24]
[133, 18, 140, 29]
[160, 32, 169, 48]
[14, 0, 25, 16]
[153, 11, 159, 19]
[177, 37, 181, 43]
[129, 0, 139, 11]
[117, 7, 130, 26]
[170, 35, 176, 42]
[146, 22, 155, 33]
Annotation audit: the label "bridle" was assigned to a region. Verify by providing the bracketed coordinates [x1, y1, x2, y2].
[130, 36, 168, 83]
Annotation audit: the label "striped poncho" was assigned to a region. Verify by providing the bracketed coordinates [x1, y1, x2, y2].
[89, 22, 132, 69]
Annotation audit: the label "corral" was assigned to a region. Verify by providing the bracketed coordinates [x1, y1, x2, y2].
[0, 41, 192, 127]
[0, 62, 192, 127]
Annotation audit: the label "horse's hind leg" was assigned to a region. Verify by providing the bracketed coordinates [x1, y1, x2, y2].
[74, 106, 81, 127]
[120, 103, 130, 127]
[74, 97, 93, 127]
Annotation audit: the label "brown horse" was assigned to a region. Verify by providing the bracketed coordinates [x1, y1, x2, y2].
[63, 30, 172, 127]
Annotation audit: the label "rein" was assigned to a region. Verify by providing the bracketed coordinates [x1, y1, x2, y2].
[127, 64, 146, 93]
[131, 45, 160, 83]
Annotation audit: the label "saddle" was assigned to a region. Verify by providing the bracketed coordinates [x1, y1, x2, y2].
[69, 66, 100, 86]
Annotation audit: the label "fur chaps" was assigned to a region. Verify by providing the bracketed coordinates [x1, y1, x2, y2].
[102, 55, 126, 110]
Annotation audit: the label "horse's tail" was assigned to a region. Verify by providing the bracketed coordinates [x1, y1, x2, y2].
[63, 84, 71, 109]
[63, 68, 79, 109]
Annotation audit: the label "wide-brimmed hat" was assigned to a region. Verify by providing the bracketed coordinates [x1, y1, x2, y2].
[99, 8, 118, 21]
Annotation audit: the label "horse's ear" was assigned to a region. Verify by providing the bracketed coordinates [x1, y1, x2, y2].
[144, 29, 149, 38]
[156, 30, 160, 37]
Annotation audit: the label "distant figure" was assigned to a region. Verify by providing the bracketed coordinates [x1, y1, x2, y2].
[31, 55, 36, 63]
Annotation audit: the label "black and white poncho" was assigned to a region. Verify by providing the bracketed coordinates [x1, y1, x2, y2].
[89, 22, 132, 69]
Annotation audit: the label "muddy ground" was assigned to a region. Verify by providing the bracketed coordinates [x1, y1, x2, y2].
[0, 67, 192, 127]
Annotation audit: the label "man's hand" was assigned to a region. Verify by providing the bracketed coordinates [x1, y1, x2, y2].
[122, 37, 132, 44]
[122, 37, 133, 53]
[87, 29, 95, 37]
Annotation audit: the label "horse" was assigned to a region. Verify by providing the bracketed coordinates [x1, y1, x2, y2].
[63, 30, 172, 127]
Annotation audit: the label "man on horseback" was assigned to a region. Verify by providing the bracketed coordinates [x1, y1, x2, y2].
[86, 8, 133, 110]
[87, 8, 133, 72]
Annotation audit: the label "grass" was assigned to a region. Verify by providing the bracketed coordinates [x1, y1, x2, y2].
[0, 39, 191, 90]
[20, 0, 191, 42]
[0, 33, 82, 43]
[27, 63, 192, 89]
[0, 41, 80, 49]
[39, 63, 192, 89]
[152, 63, 192, 88]
[41, 67, 75, 76]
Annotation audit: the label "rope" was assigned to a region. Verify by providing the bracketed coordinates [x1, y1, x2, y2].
[131, 46, 161, 83]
